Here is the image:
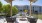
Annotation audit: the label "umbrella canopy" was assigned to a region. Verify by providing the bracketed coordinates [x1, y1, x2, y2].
[4, 0, 14, 3]
[29, 0, 37, 3]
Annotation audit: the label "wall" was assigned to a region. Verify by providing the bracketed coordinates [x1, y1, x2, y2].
[15, 5, 42, 13]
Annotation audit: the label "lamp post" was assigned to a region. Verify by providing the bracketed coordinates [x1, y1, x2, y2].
[4, 0, 14, 16]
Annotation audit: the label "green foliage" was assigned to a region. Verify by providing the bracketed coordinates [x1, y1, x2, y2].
[2, 4, 18, 16]
[12, 6, 18, 16]
[0, 2, 18, 16]
[0, 1, 2, 7]
[20, 14, 22, 16]
[0, 2, 3, 13]
[2, 4, 10, 13]
[2, 4, 10, 16]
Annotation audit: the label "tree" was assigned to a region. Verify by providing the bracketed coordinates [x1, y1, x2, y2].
[0, 2, 2, 8]
[29, 0, 37, 16]
[2, 4, 11, 16]
[24, 9, 28, 13]
[4, 0, 14, 16]
[12, 6, 18, 16]
[2, 4, 18, 16]
[0, 2, 3, 13]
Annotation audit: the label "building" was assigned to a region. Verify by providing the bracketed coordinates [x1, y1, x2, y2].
[14, 5, 42, 13]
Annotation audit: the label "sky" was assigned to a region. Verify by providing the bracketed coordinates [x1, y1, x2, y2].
[0, 0, 42, 6]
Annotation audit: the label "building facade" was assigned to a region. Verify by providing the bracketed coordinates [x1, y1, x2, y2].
[15, 5, 42, 13]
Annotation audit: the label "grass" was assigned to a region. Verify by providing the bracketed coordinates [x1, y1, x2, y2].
[38, 14, 42, 19]
[32, 14, 42, 19]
